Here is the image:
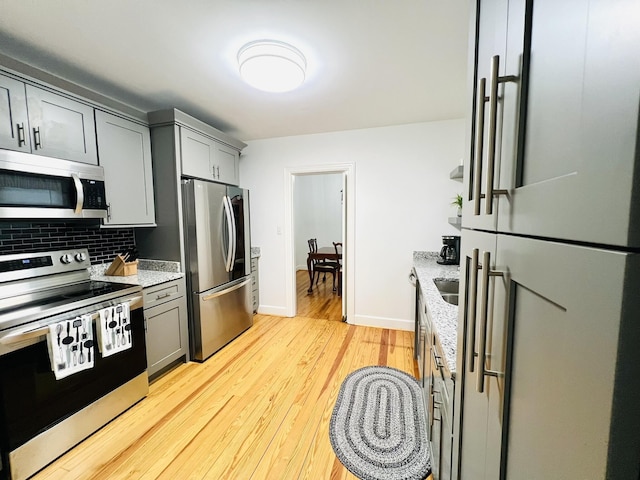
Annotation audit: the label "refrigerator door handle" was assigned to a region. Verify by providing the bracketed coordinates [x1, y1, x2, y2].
[202, 277, 251, 301]
[229, 196, 238, 272]
[223, 195, 234, 272]
[476, 250, 504, 393]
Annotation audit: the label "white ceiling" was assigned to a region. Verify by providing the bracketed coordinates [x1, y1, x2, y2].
[0, 0, 470, 142]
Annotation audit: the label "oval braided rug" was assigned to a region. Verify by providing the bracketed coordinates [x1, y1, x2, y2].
[329, 366, 431, 480]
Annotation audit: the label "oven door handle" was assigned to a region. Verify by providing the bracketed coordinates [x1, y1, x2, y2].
[0, 295, 143, 346]
[0, 325, 53, 345]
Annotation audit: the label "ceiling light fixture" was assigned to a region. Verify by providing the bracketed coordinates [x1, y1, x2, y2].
[238, 40, 306, 93]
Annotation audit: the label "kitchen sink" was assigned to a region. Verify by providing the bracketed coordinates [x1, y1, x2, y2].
[434, 279, 459, 305]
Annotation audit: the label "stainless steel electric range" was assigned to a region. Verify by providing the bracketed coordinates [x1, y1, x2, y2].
[0, 248, 148, 480]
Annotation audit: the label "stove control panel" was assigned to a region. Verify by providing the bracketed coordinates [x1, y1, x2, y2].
[0, 249, 92, 282]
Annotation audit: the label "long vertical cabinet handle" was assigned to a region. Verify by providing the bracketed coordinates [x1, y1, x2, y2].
[223, 196, 234, 272]
[467, 248, 480, 373]
[473, 78, 487, 216]
[485, 55, 516, 215]
[476, 250, 504, 393]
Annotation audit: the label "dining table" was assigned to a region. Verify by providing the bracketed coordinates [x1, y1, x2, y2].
[307, 246, 342, 294]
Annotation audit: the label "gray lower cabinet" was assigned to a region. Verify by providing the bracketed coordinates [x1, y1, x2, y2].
[143, 278, 188, 379]
[250, 257, 259, 313]
[0, 72, 98, 164]
[415, 284, 453, 480]
[95, 110, 156, 227]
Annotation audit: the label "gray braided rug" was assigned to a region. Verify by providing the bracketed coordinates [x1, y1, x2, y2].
[329, 366, 431, 480]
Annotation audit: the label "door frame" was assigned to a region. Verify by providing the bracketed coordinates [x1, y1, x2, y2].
[283, 163, 355, 322]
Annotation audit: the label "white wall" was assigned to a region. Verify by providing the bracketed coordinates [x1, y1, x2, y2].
[240, 119, 464, 330]
[294, 174, 343, 269]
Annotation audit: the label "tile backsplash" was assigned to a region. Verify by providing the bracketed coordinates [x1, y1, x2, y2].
[0, 221, 135, 265]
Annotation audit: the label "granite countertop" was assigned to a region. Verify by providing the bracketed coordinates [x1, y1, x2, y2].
[89, 259, 184, 289]
[413, 251, 459, 375]
[251, 247, 260, 259]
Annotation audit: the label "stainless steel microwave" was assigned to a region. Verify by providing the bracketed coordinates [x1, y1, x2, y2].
[0, 150, 107, 219]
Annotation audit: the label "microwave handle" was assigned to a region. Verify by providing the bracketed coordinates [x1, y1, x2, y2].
[72, 173, 84, 214]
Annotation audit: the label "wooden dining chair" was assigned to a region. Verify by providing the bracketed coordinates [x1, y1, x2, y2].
[333, 242, 343, 296]
[308, 238, 339, 290]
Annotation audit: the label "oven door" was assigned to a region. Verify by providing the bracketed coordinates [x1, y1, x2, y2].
[0, 294, 147, 465]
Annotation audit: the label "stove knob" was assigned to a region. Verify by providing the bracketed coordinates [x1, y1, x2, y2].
[60, 254, 72, 264]
[75, 252, 87, 262]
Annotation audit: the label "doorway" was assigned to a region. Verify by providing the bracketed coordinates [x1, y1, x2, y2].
[294, 173, 343, 321]
[283, 164, 355, 323]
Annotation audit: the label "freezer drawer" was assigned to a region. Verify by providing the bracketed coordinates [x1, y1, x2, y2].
[191, 277, 252, 361]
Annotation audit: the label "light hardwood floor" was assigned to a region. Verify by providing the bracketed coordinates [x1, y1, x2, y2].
[32, 274, 425, 480]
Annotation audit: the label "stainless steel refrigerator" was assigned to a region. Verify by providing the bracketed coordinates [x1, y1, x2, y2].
[181, 179, 252, 361]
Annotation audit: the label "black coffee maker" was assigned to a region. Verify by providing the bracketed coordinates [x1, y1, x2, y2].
[437, 235, 461, 265]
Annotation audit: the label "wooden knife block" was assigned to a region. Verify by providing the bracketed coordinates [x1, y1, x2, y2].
[104, 255, 138, 276]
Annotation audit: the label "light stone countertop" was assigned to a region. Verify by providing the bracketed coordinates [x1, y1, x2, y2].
[251, 247, 261, 259]
[413, 251, 459, 375]
[89, 259, 184, 289]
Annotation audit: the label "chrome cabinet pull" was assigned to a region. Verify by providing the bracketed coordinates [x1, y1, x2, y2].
[16, 123, 26, 146]
[476, 250, 504, 393]
[467, 248, 479, 373]
[473, 78, 487, 216]
[485, 55, 515, 215]
[33, 127, 42, 149]
[156, 292, 171, 300]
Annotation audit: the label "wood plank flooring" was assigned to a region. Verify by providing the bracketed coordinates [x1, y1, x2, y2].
[295, 269, 342, 322]
[32, 275, 425, 480]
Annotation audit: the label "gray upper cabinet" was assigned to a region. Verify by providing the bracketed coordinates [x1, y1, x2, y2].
[149, 109, 245, 187]
[95, 111, 155, 227]
[180, 127, 216, 180]
[25, 84, 98, 165]
[214, 142, 240, 185]
[464, 0, 640, 249]
[0, 73, 98, 164]
[180, 126, 239, 185]
[0, 74, 31, 152]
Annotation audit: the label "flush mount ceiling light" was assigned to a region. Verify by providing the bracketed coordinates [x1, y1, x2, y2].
[238, 40, 306, 93]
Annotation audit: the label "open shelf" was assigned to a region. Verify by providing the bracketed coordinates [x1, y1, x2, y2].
[448, 216, 462, 229]
[449, 165, 463, 180]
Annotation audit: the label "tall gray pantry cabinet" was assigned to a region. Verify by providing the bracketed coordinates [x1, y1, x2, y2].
[454, 1, 640, 479]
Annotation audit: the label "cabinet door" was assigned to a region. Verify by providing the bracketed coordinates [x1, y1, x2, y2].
[214, 142, 239, 185]
[145, 296, 188, 378]
[95, 111, 155, 226]
[180, 127, 215, 180]
[455, 229, 502, 480]
[496, 0, 640, 248]
[25, 85, 98, 164]
[497, 234, 639, 479]
[461, 0, 508, 232]
[0, 74, 31, 152]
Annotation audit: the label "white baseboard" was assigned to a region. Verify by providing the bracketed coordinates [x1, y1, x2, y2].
[349, 314, 414, 332]
[256, 305, 290, 317]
